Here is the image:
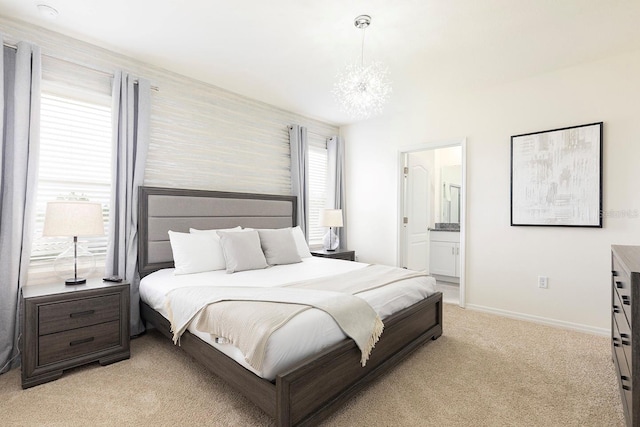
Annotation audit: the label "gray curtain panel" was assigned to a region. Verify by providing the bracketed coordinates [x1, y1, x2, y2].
[288, 125, 309, 238]
[105, 71, 150, 336]
[0, 39, 41, 374]
[327, 136, 347, 248]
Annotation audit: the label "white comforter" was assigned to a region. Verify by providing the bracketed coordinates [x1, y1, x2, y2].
[139, 257, 436, 380]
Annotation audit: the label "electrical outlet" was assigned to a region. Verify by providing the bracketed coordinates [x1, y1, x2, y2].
[538, 276, 548, 289]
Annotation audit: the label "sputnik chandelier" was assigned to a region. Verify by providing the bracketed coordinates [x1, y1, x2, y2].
[333, 15, 392, 120]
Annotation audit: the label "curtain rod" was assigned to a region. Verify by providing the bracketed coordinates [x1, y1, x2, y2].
[3, 41, 159, 91]
[309, 131, 332, 139]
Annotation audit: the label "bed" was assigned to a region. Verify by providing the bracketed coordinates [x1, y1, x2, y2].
[137, 186, 443, 426]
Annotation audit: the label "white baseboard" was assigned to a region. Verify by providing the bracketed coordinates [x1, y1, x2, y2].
[464, 303, 609, 337]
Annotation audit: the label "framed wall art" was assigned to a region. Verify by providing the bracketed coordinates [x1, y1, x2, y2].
[510, 122, 603, 227]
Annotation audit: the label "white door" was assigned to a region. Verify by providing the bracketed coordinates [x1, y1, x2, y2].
[405, 152, 431, 271]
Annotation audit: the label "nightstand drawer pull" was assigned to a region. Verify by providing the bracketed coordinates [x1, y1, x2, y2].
[613, 305, 621, 313]
[621, 295, 630, 305]
[623, 384, 632, 391]
[69, 337, 94, 346]
[70, 310, 95, 318]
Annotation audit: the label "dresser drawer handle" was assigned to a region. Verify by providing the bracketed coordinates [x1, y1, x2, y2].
[613, 305, 621, 313]
[616, 281, 623, 289]
[70, 310, 95, 318]
[623, 385, 631, 391]
[621, 295, 630, 305]
[69, 337, 95, 346]
[612, 270, 619, 277]
[619, 333, 631, 346]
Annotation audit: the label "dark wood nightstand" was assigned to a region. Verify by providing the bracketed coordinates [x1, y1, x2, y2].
[21, 279, 130, 389]
[310, 248, 356, 261]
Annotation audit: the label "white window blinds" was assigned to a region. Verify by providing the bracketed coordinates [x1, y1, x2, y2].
[308, 135, 328, 246]
[29, 58, 112, 284]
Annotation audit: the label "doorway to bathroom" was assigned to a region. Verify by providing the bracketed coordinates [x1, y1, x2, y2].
[398, 140, 466, 306]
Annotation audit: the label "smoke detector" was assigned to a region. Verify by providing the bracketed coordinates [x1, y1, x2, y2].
[36, 4, 59, 19]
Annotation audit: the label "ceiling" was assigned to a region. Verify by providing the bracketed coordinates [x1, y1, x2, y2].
[1, 0, 640, 126]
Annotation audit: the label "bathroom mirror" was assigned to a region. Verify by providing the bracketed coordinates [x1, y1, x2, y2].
[440, 165, 462, 225]
[442, 184, 461, 224]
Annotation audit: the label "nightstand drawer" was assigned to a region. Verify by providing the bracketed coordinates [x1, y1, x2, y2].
[38, 294, 120, 335]
[38, 320, 121, 366]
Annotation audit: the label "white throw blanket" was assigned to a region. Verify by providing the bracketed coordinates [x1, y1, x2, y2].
[167, 286, 383, 369]
[166, 265, 427, 370]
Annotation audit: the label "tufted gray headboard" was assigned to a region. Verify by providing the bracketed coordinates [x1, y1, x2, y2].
[137, 186, 297, 277]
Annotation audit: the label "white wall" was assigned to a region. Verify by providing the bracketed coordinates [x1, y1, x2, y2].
[343, 49, 640, 333]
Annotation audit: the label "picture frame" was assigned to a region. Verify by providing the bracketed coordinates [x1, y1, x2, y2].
[510, 122, 603, 227]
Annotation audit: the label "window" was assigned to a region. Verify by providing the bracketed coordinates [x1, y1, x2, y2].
[307, 137, 328, 246]
[29, 90, 112, 284]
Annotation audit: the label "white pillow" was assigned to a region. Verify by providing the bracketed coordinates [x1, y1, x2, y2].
[168, 231, 221, 275]
[217, 230, 268, 274]
[257, 228, 302, 266]
[291, 226, 312, 258]
[190, 226, 242, 234]
[188, 227, 242, 270]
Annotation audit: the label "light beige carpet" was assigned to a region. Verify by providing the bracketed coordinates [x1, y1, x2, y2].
[0, 304, 625, 426]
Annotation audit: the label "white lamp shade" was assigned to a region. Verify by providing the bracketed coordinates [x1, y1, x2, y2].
[319, 209, 343, 227]
[43, 201, 105, 237]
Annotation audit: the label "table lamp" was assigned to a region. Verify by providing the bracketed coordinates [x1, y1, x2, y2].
[43, 201, 105, 285]
[320, 209, 343, 251]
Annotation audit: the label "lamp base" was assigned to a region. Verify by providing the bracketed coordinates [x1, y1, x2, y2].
[54, 239, 96, 286]
[322, 229, 340, 251]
